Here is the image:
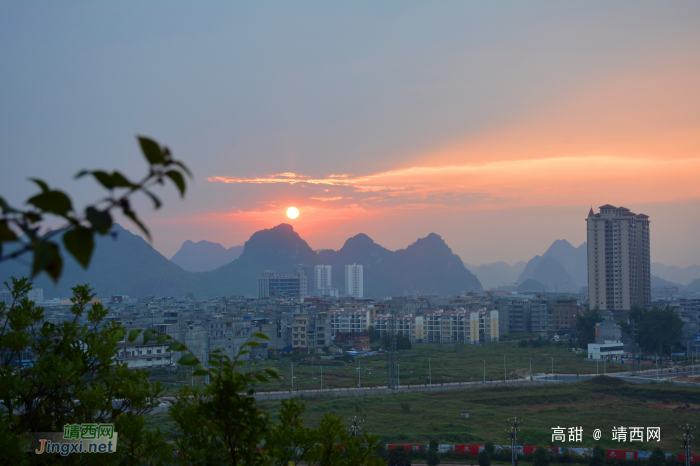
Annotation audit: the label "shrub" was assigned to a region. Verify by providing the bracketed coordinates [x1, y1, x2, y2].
[479, 449, 491, 466]
[534, 447, 551, 466]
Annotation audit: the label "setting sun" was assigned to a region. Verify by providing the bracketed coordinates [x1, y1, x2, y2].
[286, 206, 299, 219]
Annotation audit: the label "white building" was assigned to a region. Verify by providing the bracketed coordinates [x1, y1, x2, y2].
[371, 315, 424, 342]
[315, 265, 332, 291]
[587, 342, 625, 360]
[116, 341, 174, 368]
[423, 309, 499, 344]
[257, 270, 307, 299]
[330, 310, 370, 336]
[586, 205, 651, 320]
[345, 264, 364, 299]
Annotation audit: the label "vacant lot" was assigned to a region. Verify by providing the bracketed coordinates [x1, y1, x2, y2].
[146, 376, 700, 455]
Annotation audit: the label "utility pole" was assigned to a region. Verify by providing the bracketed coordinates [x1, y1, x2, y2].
[357, 358, 361, 388]
[320, 365, 323, 392]
[387, 312, 398, 390]
[678, 424, 696, 466]
[507, 417, 523, 466]
[291, 361, 294, 391]
[429, 358, 432, 386]
[529, 357, 532, 382]
[550, 357, 554, 380]
[653, 353, 659, 379]
[482, 359, 486, 385]
[504, 354, 507, 383]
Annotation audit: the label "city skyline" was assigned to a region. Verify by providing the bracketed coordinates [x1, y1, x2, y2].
[1, 2, 698, 267]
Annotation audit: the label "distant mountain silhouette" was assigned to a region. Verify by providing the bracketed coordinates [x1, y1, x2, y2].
[651, 275, 682, 288]
[685, 278, 700, 293]
[517, 279, 546, 292]
[651, 263, 700, 286]
[317, 232, 482, 296]
[0, 223, 481, 298]
[171, 240, 243, 272]
[0, 224, 195, 298]
[465, 261, 527, 290]
[517, 239, 586, 291]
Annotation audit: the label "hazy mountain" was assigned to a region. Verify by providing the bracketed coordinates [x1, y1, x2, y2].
[685, 278, 700, 293]
[517, 239, 586, 291]
[171, 240, 243, 272]
[318, 232, 483, 296]
[465, 261, 527, 290]
[0, 223, 481, 298]
[651, 263, 700, 286]
[0, 224, 196, 299]
[517, 279, 546, 292]
[651, 275, 682, 288]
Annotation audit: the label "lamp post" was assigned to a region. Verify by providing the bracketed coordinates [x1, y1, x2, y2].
[550, 357, 554, 381]
[356, 359, 361, 388]
[653, 353, 659, 379]
[529, 357, 532, 382]
[398, 364, 400, 390]
[482, 359, 486, 385]
[291, 361, 294, 390]
[429, 358, 432, 387]
[504, 354, 507, 383]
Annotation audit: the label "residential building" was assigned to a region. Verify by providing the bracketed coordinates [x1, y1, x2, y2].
[330, 310, 370, 336]
[529, 298, 552, 334]
[371, 315, 424, 342]
[595, 311, 622, 343]
[334, 332, 370, 352]
[552, 298, 578, 332]
[257, 270, 308, 299]
[586, 205, 651, 319]
[345, 264, 364, 299]
[315, 265, 332, 292]
[292, 315, 309, 351]
[423, 309, 499, 344]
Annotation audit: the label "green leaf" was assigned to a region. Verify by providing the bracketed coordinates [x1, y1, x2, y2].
[111, 172, 134, 188]
[143, 330, 153, 345]
[172, 161, 193, 178]
[254, 374, 269, 383]
[254, 332, 270, 341]
[31, 240, 63, 282]
[0, 221, 18, 242]
[192, 364, 209, 376]
[91, 171, 115, 190]
[138, 136, 164, 165]
[27, 190, 73, 216]
[167, 342, 186, 352]
[30, 178, 50, 192]
[157, 334, 168, 344]
[178, 353, 199, 366]
[246, 341, 261, 347]
[165, 171, 186, 197]
[143, 190, 162, 209]
[63, 227, 94, 268]
[122, 208, 150, 241]
[85, 207, 112, 234]
[128, 329, 141, 342]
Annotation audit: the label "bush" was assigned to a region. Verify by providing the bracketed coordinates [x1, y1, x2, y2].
[649, 447, 665, 466]
[479, 449, 491, 466]
[389, 446, 412, 466]
[485, 441, 495, 458]
[534, 447, 551, 466]
[427, 450, 440, 466]
[590, 446, 605, 466]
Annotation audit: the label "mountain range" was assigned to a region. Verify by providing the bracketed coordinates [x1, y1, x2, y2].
[170, 240, 243, 272]
[0, 223, 482, 299]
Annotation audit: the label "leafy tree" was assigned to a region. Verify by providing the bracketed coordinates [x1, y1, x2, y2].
[533, 447, 551, 466]
[518, 339, 528, 348]
[576, 307, 601, 347]
[426, 438, 440, 466]
[0, 137, 190, 281]
[367, 325, 380, 343]
[388, 446, 412, 466]
[649, 447, 665, 466]
[638, 307, 684, 354]
[396, 334, 412, 350]
[478, 449, 491, 466]
[484, 441, 495, 458]
[266, 398, 312, 466]
[589, 446, 605, 466]
[0, 278, 170, 465]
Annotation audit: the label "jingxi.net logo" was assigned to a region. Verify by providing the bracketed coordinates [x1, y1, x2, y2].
[30, 424, 118, 456]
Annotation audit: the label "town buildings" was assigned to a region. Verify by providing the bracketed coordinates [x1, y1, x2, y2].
[586, 204, 651, 319]
[345, 264, 364, 299]
[258, 270, 308, 299]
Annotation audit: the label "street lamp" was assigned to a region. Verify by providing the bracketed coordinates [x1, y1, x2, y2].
[506, 417, 523, 466]
[356, 359, 361, 388]
[678, 424, 696, 466]
[482, 359, 486, 385]
[429, 358, 432, 387]
[549, 357, 554, 381]
[398, 364, 400, 390]
[504, 354, 507, 383]
[653, 353, 659, 379]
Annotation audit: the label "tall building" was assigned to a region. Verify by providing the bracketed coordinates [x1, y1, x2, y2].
[586, 204, 651, 319]
[345, 264, 364, 298]
[257, 270, 307, 299]
[314, 265, 332, 292]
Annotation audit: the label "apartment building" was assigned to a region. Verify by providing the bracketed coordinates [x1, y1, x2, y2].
[330, 309, 370, 336]
[371, 315, 424, 342]
[258, 270, 308, 299]
[345, 264, 364, 299]
[423, 309, 499, 344]
[553, 298, 578, 332]
[587, 205, 651, 319]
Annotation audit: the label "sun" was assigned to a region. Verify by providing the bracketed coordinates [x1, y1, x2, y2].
[286, 206, 299, 219]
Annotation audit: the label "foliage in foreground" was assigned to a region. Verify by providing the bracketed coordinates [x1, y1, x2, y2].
[0, 277, 386, 465]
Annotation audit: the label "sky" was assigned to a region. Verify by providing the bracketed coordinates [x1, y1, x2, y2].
[1, 1, 699, 267]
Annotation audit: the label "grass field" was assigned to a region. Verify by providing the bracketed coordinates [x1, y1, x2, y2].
[145, 376, 700, 455]
[149, 340, 676, 395]
[231, 341, 630, 393]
